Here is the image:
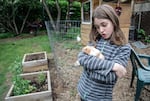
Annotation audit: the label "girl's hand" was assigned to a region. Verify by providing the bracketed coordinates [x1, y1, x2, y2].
[112, 63, 127, 78]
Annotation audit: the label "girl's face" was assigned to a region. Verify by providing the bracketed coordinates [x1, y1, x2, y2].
[94, 18, 114, 39]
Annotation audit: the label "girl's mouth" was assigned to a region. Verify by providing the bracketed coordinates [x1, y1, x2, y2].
[102, 34, 106, 38]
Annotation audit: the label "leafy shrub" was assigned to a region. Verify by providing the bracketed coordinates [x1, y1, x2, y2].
[9, 58, 36, 96]
[37, 71, 46, 85]
[0, 33, 14, 39]
[137, 29, 150, 43]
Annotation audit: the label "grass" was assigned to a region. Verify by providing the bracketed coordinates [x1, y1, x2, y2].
[63, 40, 82, 50]
[0, 33, 51, 100]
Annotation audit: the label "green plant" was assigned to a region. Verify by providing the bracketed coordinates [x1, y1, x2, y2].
[144, 36, 150, 43]
[137, 29, 146, 39]
[37, 72, 46, 84]
[0, 32, 14, 39]
[137, 29, 150, 43]
[9, 58, 36, 96]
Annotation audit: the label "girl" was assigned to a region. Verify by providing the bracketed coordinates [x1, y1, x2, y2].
[77, 4, 131, 101]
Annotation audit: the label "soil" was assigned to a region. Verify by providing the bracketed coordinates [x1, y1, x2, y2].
[47, 40, 150, 101]
[29, 74, 48, 93]
[25, 53, 45, 61]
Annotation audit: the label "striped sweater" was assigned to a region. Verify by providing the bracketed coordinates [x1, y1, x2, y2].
[77, 38, 131, 101]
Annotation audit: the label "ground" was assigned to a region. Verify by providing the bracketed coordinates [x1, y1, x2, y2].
[1, 35, 150, 101]
[47, 40, 150, 101]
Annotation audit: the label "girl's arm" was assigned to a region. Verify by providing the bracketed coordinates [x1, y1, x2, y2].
[112, 63, 127, 78]
[78, 45, 131, 77]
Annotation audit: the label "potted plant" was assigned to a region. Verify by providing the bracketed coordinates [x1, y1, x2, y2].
[22, 51, 48, 73]
[5, 59, 52, 101]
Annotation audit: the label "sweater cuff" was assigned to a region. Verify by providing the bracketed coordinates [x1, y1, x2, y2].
[104, 61, 115, 76]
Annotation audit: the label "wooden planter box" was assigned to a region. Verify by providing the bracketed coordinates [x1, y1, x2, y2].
[5, 71, 52, 101]
[22, 51, 48, 72]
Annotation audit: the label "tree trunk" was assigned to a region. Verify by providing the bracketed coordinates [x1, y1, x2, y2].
[11, 3, 19, 35]
[55, 0, 61, 31]
[7, 18, 15, 33]
[12, 16, 19, 35]
[19, 8, 31, 34]
[66, 0, 72, 20]
[42, 0, 56, 31]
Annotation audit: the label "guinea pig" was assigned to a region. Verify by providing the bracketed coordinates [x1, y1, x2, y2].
[82, 46, 105, 59]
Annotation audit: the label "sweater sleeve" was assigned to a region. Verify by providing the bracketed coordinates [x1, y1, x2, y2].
[113, 45, 131, 67]
[78, 44, 131, 76]
[78, 52, 115, 76]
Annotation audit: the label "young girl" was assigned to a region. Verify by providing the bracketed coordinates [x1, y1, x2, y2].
[77, 4, 131, 101]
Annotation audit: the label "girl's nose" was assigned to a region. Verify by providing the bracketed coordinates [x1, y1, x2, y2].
[98, 27, 104, 33]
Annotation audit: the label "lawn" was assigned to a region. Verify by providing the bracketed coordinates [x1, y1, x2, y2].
[0, 33, 51, 100]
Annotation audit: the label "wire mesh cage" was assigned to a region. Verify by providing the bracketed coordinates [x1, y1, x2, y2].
[45, 20, 82, 70]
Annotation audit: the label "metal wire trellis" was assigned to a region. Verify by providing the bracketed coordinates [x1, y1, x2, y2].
[45, 20, 81, 70]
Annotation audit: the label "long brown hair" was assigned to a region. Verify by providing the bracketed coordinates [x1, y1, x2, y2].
[89, 4, 126, 46]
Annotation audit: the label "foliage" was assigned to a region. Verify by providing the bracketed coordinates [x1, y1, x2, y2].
[0, 33, 14, 39]
[62, 27, 80, 39]
[0, 0, 42, 34]
[83, 2, 90, 12]
[50, 26, 80, 41]
[137, 29, 150, 43]
[9, 58, 36, 96]
[67, 27, 80, 34]
[0, 0, 81, 35]
[41, 0, 79, 19]
[137, 29, 145, 37]
[144, 36, 150, 43]
[71, 1, 81, 20]
[37, 71, 46, 84]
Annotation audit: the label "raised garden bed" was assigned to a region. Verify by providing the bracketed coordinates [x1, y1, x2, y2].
[5, 71, 52, 101]
[22, 51, 48, 72]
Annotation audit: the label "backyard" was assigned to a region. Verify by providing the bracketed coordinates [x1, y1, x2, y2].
[47, 38, 150, 101]
[0, 32, 50, 100]
[1, 0, 150, 100]
[0, 31, 150, 101]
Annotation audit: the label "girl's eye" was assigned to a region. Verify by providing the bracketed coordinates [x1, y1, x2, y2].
[94, 23, 107, 29]
[101, 23, 107, 27]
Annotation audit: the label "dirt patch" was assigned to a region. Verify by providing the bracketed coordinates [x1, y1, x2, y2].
[47, 40, 150, 101]
[25, 53, 45, 61]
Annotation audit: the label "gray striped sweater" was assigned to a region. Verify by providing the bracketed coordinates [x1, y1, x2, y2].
[77, 38, 131, 101]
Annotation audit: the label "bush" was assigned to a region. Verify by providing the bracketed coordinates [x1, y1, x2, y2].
[0, 33, 14, 39]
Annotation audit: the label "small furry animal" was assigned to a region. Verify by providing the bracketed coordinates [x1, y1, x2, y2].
[74, 46, 104, 67]
[82, 46, 104, 59]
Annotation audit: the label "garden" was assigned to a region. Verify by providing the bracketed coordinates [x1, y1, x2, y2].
[0, 28, 150, 101]
[0, 32, 51, 101]
[1, 0, 150, 101]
